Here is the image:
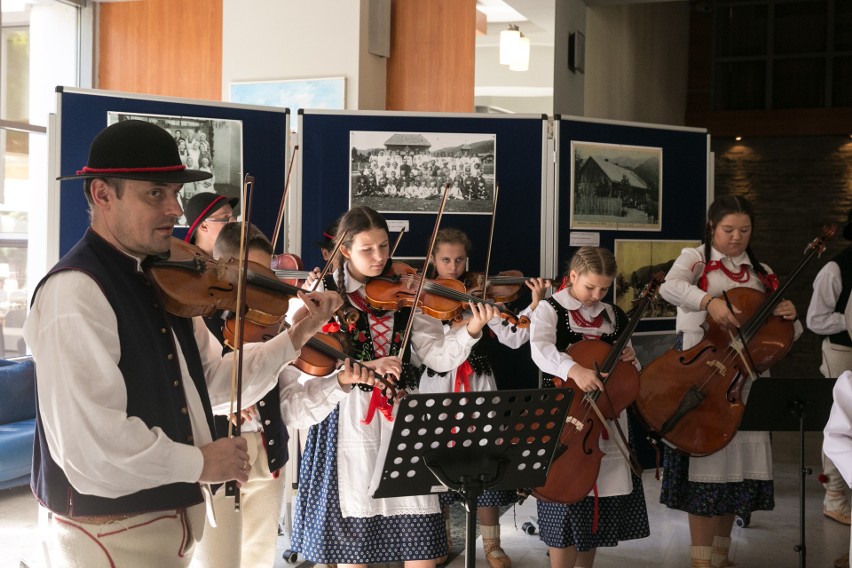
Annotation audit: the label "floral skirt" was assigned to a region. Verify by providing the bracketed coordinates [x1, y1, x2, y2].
[290, 407, 447, 563]
[659, 445, 774, 517]
[537, 473, 650, 551]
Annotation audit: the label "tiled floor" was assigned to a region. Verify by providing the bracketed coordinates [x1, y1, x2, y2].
[2, 461, 848, 568]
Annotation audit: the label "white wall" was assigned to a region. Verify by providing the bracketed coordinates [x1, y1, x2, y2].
[553, 0, 587, 116]
[221, 0, 386, 110]
[584, 2, 689, 125]
[474, 44, 554, 114]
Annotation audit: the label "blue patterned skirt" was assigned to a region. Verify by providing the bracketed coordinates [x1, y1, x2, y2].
[537, 473, 650, 551]
[290, 406, 447, 563]
[659, 445, 774, 517]
[440, 488, 518, 508]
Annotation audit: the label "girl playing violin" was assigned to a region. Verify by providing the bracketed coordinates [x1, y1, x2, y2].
[192, 222, 379, 568]
[529, 246, 650, 568]
[658, 195, 801, 568]
[420, 227, 549, 567]
[289, 206, 499, 567]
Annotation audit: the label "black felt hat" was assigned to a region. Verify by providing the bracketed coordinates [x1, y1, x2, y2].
[183, 193, 239, 243]
[58, 119, 213, 183]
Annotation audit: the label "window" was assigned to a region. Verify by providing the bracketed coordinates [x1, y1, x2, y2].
[1, 0, 89, 356]
[713, 0, 852, 110]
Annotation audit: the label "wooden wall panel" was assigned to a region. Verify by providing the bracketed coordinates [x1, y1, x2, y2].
[386, 0, 476, 112]
[98, 0, 223, 101]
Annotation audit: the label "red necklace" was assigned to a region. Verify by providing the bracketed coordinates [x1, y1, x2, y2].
[698, 259, 750, 291]
[569, 309, 603, 329]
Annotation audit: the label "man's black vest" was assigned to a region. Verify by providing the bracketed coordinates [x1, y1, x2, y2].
[829, 248, 852, 347]
[31, 230, 216, 516]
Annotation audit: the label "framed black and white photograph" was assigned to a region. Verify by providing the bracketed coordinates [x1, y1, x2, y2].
[108, 112, 244, 225]
[349, 130, 496, 214]
[614, 239, 699, 320]
[570, 141, 662, 230]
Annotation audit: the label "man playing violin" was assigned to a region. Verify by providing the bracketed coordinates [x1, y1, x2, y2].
[25, 120, 347, 568]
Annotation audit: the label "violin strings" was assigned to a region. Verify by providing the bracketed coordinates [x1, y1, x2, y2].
[307, 336, 388, 384]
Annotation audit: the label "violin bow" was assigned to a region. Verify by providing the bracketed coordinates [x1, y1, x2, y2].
[226, 174, 256, 510]
[271, 144, 300, 254]
[390, 226, 406, 258]
[397, 183, 452, 358]
[479, 182, 499, 301]
[584, 372, 644, 478]
[310, 228, 350, 292]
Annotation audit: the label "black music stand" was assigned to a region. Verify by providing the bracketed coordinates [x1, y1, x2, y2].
[738, 377, 837, 568]
[374, 388, 573, 568]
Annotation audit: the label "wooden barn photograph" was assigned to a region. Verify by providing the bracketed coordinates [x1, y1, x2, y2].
[570, 141, 662, 230]
[348, 130, 496, 214]
[614, 239, 699, 319]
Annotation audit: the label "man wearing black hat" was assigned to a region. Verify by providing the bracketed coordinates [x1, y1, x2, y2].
[23, 119, 352, 568]
[183, 192, 238, 257]
[806, 209, 852, 566]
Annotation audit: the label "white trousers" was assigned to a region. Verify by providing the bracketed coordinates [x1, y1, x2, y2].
[41, 504, 203, 568]
[190, 431, 287, 568]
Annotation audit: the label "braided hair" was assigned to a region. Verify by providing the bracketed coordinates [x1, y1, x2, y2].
[564, 246, 617, 283]
[703, 195, 769, 280]
[333, 206, 391, 306]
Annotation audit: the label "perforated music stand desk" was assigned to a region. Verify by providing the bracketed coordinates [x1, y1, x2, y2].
[738, 377, 836, 568]
[374, 388, 573, 568]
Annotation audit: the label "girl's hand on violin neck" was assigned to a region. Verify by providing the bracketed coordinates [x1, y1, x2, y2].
[568, 364, 606, 393]
[337, 359, 375, 388]
[229, 406, 256, 427]
[304, 267, 322, 289]
[526, 278, 551, 310]
[773, 299, 798, 320]
[706, 296, 742, 328]
[288, 291, 344, 349]
[361, 355, 402, 381]
[465, 301, 500, 336]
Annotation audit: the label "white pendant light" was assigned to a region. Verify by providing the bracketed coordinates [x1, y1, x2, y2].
[509, 33, 530, 71]
[499, 24, 521, 65]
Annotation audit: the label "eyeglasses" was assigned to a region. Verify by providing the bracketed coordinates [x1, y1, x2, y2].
[205, 215, 236, 224]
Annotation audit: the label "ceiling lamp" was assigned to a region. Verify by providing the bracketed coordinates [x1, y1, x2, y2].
[509, 33, 530, 72]
[499, 24, 520, 65]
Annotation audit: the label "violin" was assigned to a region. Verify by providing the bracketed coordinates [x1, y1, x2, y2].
[532, 273, 663, 504]
[146, 237, 304, 327]
[462, 271, 555, 303]
[221, 313, 399, 399]
[365, 262, 531, 329]
[271, 253, 308, 287]
[634, 227, 834, 457]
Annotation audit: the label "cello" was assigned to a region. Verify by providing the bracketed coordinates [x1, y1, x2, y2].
[532, 273, 663, 504]
[634, 227, 833, 456]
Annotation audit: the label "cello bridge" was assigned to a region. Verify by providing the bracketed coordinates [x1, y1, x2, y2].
[565, 415, 584, 431]
[706, 359, 727, 375]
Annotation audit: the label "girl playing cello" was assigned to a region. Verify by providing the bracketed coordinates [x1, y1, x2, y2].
[657, 195, 800, 568]
[420, 227, 549, 567]
[529, 246, 650, 568]
[289, 206, 499, 567]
